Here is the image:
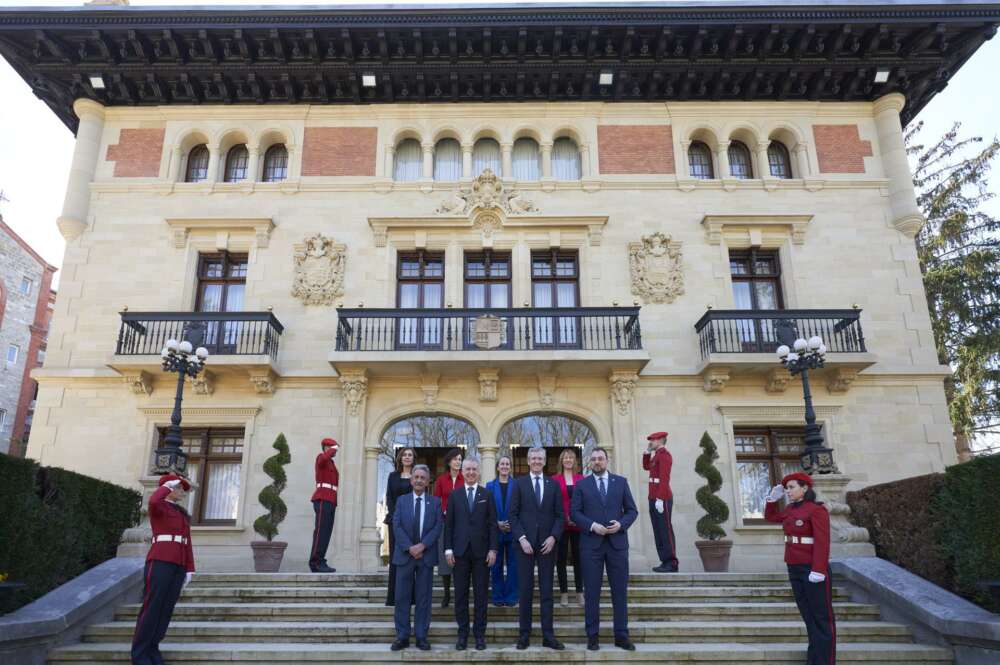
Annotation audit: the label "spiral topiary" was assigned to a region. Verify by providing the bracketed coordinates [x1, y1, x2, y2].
[694, 431, 730, 541]
[253, 433, 291, 542]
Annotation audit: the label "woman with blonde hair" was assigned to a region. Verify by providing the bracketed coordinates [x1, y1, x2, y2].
[552, 447, 584, 606]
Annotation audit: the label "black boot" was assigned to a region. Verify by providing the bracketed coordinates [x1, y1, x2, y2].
[441, 575, 451, 608]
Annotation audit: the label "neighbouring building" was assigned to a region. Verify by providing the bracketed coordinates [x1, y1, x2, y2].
[0, 216, 57, 456]
[2, 1, 997, 572]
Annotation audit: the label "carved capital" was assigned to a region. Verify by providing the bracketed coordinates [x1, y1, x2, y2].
[825, 367, 859, 393]
[702, 368, 731, 393]
[190, 370, 214, 395]
[56, 215, 88, 241]
[340, 370, 369, 416]
[537, 373, 557, 409]
[249, 369, 277, 394]
[123, 371, 153, 395]
[478, 368, 500, 403]
[765, 367, 792, 394]
[892, 213, 926, 237]
[609, 370, 638, 416]
[420, 372, 440, 407]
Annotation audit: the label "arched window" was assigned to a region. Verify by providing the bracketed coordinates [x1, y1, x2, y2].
[261, 144, 288, 182]
[185, 144, 209, 182]
[767, 141, 793, 179]
[511, 137, 541, 181]
[727, 141, 753, 179]
[552, 137, 581, 180]
[472, 138, 501, 177]
[378, 414, 481, 499]
[433, 138, 462, 181]
[223, 144, 249, 182]
[688, 141, 714, 180]
[393, 139, 422, 181]
[498, 413, 597, 475]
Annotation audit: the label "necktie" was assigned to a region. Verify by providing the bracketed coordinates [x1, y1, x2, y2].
[599, 476, 607, 503]
[467, 486, 475, 512]
[412, 496, 422, 543]
[534, 476, 542, 506]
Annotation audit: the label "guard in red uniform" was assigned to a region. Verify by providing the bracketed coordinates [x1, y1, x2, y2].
[309, 437, 340, 573]
[642, 431, 677, 572]
[765, 472, 836, 665]
[131, 474, 195, 665]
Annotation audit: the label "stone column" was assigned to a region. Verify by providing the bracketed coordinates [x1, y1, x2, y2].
[339, 369, 375, 572]
[756, 141, 772, 180]
[540, 142, 553, 178]
[714, 141, 731, 178]
[500, 141, 513, 179]
[679, 140, 692, 178]
[384, 144, 396, 179]
[421, 142, 434, 180]
[874, 93, 926, 236]
[608, 370, 650, 569]
[57, 98, 106, 241]
[246, 147, 260, 183]
[461, 142, 474, 180]
[479, 443, 498, 484]
[810, 474, 876, 558]
[167, 145, 183, 182]
[794, 143, 811, 178]
[578, 143, 592, 177]
[206, 144, 221, 183]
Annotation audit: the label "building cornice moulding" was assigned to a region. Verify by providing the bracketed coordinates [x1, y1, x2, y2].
[717, 404, 843, 421]
[139, 406, 262, 418]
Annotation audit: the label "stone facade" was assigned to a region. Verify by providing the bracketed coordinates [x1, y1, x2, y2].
[25, 95, 955, 573]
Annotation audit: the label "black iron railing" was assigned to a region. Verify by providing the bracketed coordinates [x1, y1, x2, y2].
[116, 311, 284, 361]
[694, 309, 865, 357]
[335, 307, 642, 352]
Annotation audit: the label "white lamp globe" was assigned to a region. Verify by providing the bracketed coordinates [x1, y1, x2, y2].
[808, 336, 823, 350]
[179, 340, 193, 354]
[195, 347, 209, 360]
[818, 344, 828, 355]
[786, 352, 799, 363]
[776, 345, 790, 358]
[160, 348, 170, 359]
[166, 339, 179, 352]
[793, 338, 808, 352]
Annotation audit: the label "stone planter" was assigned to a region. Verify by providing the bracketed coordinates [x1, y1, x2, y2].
[695, 539, 733, 572]
[250, 541, 288, 572]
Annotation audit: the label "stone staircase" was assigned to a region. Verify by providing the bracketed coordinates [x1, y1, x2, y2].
[47, 572, 953, 663]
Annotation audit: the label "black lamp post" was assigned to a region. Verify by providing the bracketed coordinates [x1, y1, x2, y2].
[775, 319, 839, 475]
[153, 321, 209, 475]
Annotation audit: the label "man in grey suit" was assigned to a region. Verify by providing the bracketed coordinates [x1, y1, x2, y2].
[390, 465, 442, 652]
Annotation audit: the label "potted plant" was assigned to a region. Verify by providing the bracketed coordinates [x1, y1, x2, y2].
[251, 433, 291, 572]
[694, 431, 733, 572]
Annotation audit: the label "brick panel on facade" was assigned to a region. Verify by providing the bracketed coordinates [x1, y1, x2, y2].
[813, 124, 873, 174]
[301, 127, 378, 176]
[105, 128, 165, 177]
[597, 125, 675, 175]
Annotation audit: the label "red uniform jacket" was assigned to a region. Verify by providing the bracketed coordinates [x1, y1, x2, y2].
[552, 472, 584, 533]
[311, 446, 340, 505]
[764, 499, 831, 575]
[433, 472, 464, 514]
[147, 485, 195, 572]
[642, 447, 673, 501]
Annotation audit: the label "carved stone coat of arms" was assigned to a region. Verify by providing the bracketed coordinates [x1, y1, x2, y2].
[291, 234, 346, 306]
[628, 232, 685, 304]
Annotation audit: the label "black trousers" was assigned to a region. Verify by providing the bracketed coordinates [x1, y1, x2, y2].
[788, 564, 837, 665]
[309, 500, 336, 569]
[516, 547, 556, 641]
[452, 549, 490, 639]
[131, 560, 185, 665]
[556, 530, 582, 593]
[648, 498, 678, 569]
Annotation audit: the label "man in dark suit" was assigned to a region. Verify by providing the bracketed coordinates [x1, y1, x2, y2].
[570, 446, 639, 652]
[509, 446, 565, 650]
[390, 465, 442, 652]
[445, 457, 498, 651]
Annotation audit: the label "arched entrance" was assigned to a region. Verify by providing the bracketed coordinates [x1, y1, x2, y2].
[497, 413, 598, 476]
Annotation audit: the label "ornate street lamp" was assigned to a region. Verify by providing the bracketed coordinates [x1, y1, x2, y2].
[775, 321, 839, 475]
[153, 322, 209, 475]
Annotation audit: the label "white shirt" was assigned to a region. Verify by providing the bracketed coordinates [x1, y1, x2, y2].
[445, 485, 480, 556]
[590, 473, 611, 533]
[517, 474, 547, 543]
[412, 491, 426, 539]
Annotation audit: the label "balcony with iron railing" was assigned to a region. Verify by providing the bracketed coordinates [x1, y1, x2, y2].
[331, 306, 649, 375]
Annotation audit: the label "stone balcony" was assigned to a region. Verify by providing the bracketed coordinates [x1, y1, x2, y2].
[693, 308, 877, 393]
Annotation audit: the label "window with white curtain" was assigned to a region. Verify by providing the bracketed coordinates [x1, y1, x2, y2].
[552, 137, 582, 180]
[393, 138, 422, 181]
[434, 138, 462, 181]
[157, 427, 245, 525]
[511, 138, 541, 181]
[472, 138, 502, 177]
[728, 141, 753, 179]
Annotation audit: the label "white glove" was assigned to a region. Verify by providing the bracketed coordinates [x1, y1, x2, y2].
[654, 499, 665, 514]
[766, 484, 784, 502]
[184, 572, 193, 588]
[808, 571, 826, 583]
[164, 479, 182, 489]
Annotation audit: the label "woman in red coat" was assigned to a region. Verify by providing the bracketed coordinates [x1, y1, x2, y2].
[432, 447, 464, 608]
[552, 447, 584, 607]
[765, 472, 836, 665]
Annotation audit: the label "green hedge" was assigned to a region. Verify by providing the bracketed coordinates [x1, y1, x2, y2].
[0, 455, 141, 615]
[847, 453, 1000, 613]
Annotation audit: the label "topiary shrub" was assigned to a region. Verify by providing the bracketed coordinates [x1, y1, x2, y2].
[253, 433, 291, 542]
[694, 431, 729, 540]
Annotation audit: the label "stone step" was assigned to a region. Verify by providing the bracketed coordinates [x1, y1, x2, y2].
[176, 585, 850, 603]
[83, 619, 913, 644]
[115, 600, 882, 622]
[46, 641, 955, 664]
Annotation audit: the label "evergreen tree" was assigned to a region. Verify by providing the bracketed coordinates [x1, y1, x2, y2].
[694, 431, 729, 540]
[253, 433, 291, 542]
[908, 122, 1000, 456]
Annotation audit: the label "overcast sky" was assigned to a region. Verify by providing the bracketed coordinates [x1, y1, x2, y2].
[1, 0, 998, 284]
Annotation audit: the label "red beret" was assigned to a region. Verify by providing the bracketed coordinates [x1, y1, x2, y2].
[781, 472, 813, 488]
[647, 431, 669, 441]
[159, 474, 191, 492]
[321, 438, 338, 448]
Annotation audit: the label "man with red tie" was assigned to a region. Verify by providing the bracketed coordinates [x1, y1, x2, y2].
[131, 474, 195, 665]
[642, 431, 678, 573]
[309, 437, 340, 573]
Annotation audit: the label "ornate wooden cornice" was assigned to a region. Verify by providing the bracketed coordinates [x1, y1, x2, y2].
[1, 2, 997, 132]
